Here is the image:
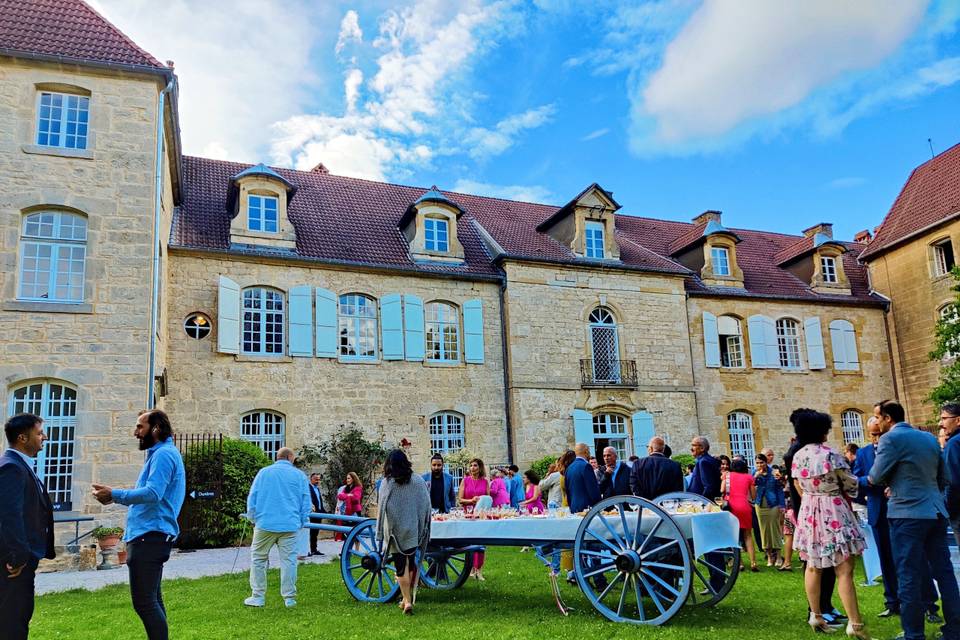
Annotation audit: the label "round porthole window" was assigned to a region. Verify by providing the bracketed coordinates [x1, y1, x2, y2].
[184, 313, 212, 340]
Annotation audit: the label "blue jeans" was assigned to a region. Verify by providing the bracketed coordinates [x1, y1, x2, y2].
[889, 517, 960, 640]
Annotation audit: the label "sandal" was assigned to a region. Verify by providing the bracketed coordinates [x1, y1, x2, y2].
[778, 565, 794, 572]
[403, 603, 413, 616]
[750, 564, 759, 572]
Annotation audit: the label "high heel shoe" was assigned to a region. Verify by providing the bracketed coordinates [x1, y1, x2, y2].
[845, 622, 874, 639]
[808, 613, 837, 634]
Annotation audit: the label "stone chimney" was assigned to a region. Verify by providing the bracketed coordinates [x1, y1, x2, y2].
[854, 229, 872, 244]
[803, 222, 833, 239]
[692, 210, 722, 226]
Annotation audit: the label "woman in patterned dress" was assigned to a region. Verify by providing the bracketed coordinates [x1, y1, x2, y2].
[791, 410, 871, 638]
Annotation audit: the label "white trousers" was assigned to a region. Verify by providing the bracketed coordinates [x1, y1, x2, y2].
[249, 528, 299, 599]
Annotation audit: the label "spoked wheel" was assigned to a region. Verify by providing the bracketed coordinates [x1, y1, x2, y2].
[418, 547, 474, 590]
[340, 519, 400, 603]
[652, 492, 741, 607]
[573, 496, 692, 625]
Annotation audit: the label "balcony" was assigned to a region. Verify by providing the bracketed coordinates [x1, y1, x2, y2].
[580, 359, 638, 388]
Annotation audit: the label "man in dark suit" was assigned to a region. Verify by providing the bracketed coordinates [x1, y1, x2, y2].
[307, 473, 325, 556]
[630, 436, 684, 499]
[687, 436, 721, 500]
[599, 446, 631, 499]
[566, 443, 601, 514]
[0, 413, 55, 640]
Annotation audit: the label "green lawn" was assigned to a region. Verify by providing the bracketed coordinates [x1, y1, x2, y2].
[33, 549, 908, 639]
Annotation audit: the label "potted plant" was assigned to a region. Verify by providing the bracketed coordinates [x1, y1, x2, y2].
[92, 526, 124, 551]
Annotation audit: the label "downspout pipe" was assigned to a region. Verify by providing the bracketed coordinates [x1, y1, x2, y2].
[147, 79, 175, 408]
[498, 277, 515, 464]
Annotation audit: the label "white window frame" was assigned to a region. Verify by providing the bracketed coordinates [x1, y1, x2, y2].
[776, 318, 803, 369]
[585, 221, 605, 259]
[338, 293, 378, 360]
[727, 412, 756, 462]
[589, 307, 621, 383]
[247, 194, 279, 233]
[9, 380, 78, 509]
[184, 313, 212, 340]
[36, 91, 90, 150]
[424, 217, 449, 252]
[711, 246, 731, 276]
[18, 211, 87, 303]
[841, 410, 864, 444]
[242, 287, 285, 355]
[592, 413, 629, 460]
[425, 302, 460, 362]
[241, 411, 285, 460]
[429, 412, 465, 488]
[934, 240, 955, 277]
[718, 315, 744, 368]
[821, 256, 838, 283]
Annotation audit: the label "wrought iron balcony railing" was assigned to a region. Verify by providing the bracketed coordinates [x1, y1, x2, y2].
[580, 359, 638, 388]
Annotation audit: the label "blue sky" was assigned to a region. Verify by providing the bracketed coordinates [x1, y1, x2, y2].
[95, 0, 960, 240]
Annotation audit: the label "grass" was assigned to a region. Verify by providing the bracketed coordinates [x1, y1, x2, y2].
[33, 549, 909, 639]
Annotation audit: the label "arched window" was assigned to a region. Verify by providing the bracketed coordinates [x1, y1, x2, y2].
[338, 294, 378, 359]
[718, 315, 744, 368]
[429, 412, 465, 487]
[776, 318, 802, 369]
[242, 287, 284, 354]
[727, 412, 756, 462]
[589, 307, 621, 383]
[18, 211, 87, 303]
[9, 380, 77, 509]
[241, 411, 285, 460]
[592, 413, 628, 460]
[425, 302, 459, 362]
[841, 410, 864, 444]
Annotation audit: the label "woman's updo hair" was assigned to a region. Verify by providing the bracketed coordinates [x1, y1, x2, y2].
[794, 410, 833, 446]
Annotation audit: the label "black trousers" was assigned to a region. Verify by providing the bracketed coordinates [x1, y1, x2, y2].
[309, 527, 319, 553]
[127, 535, 174, 640]
[0, 560, 37, 640]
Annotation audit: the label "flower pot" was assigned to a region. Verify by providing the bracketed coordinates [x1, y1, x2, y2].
[97, 535, 120, 551]
[117, 550, 127, 565]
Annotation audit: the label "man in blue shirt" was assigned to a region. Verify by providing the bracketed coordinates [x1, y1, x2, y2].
[244, 447, 311, 609]
[506, 465, 525, 509]
[422, 454, 456, 513]
[92, 409, 185, 640]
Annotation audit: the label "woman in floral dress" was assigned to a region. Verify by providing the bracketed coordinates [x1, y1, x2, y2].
[791, 410, 871, 638]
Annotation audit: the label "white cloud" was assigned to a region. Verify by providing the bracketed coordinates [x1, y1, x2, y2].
[581, 127, 610, 141]
[344, 68, 364, 113]
[452, 179, 553, 203]
[463, 105, 556, 158]
[336, 10, 363, 56]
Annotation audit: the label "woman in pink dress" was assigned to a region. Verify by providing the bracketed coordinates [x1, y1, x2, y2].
[721, 457, 757, 571]
[791, 410, 870, 638]
[458, 458, 489, 580]
[519, 470, 545, 514]
[489, 468, 511, 508]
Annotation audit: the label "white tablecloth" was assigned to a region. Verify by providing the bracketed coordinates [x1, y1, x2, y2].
[430, 511, 739, 557]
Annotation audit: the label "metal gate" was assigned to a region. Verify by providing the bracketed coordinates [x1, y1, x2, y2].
[173, 433, 224, 549]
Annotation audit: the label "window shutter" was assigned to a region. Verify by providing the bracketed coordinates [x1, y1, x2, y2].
[380, 294, 405, 360]
[703, 311, 721, 367]
[217, 275, 240, 354]
[843, 323, 859, 370]
[315, 287, 337, 358]
[829, 321, 847, 369]
[804, 317, 826, 370]
[631, 411, 655, 459]
[403, 295, 425, 361]
[763, 317, 780, 368]
[463, 299, 485, 364]
[288, 285, 313, 357]
[573, 409, 593, 455]
[747, 315, 767, 368]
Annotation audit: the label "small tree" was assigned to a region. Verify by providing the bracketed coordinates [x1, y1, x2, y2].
[928, 266, 960, 417]
[296, 424, 388, 514]
[530, 454, 558, 480]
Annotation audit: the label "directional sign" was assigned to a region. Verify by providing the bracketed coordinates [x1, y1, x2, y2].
[188, 489, 218, 500]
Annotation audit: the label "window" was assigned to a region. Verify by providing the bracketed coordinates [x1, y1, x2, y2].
[36, 92, 89, 149]
[939, 304, 960, 358]
[585, 221, 605, 259]
[241, 411, 285, 460]
[10, 380, 77, 510]
[727, 412, 756, 463]
[424, 217, 449, 252]
[821, 256, 838, 283]
[934, 240, 955, 277]
[776, 318, 802, 369]
[430, 412, 465, 488]
[829, 319, 860, 370]
[711, 247, 730, 276]
[184, 313, 212, 340]
[247, 195, 278, 233]
[242, 288, 284, 354]
[718, 315, 744, 368]
[338, 294, 378, 359]
[589, 306, 621, 382]
[18, 211, 87, 303]
[841, 410, 864, 444]
[593, 413, 628, 460]
[425, 302, 459, 362]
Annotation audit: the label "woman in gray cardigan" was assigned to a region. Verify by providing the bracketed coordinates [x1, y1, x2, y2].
[377, 449, 432, 615]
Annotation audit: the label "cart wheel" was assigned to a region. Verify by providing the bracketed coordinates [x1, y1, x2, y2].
[340, 519, 400, 603]
[418, 547, 474, 590]
[652, 492, 741, 607]
[574, 496, 692, 625]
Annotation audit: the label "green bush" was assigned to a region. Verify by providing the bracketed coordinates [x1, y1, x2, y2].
[296, 424, 388, 515]
[671, 453, 696, 471]
[179, 438, 271, 548]
[529, 454, 558, 480]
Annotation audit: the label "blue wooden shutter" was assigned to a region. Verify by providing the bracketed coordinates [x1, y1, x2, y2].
[631, 411, 655, 459]
[763, 316, 780, 368]
[463, 299, 484, 364]
[747, 315, 766, 368]
[289, 285, 313, 357]
[703, 311, 721, 367]
[381, 294, 404, 360]
[829, 320, 847, 368]
[573, 409, 593, 455]
[315, 287, 337, 358]
[217, 275, 240, 354]
[804, 317, 826, 369]
[403, 295, 425, 361]
[843, 324, 860, 370]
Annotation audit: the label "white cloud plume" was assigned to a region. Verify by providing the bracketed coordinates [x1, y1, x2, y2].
[580, 128, 610, 141]
[336, 10, 363, 56]
[452, 179, 553, 203]
[463, 105, 556, 158]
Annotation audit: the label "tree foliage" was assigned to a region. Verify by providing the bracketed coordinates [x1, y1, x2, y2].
[296, 424, 388, 515]
[530, 454, 558, 480]
[928, 266, 960, 416]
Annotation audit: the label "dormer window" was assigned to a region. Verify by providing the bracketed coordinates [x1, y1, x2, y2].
[248, 195, 278, 233]
[934, 239, 955, 277]
[821, 256, 837, 283]
[425, 217, 449, 252]
[711, 246, 730, 276]
[399, 187, 466, 263]
[585, 221, 605, 259]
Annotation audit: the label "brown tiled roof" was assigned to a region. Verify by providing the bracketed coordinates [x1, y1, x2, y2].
[666, 221, 708, 255]
[0, 0, 165, 70]
[860, 141, 960, 260]
[172, 155, 881, 304]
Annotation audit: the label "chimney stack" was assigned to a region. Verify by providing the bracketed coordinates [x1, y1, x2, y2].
[854, 229, 872, 244]
[692, 210, 722, 226]
[803, 222, 833, 239]
[310, 162, 330, 174]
